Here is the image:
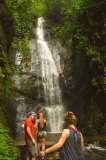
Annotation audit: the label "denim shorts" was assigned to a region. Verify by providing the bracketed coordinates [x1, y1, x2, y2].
[38, 131, 47, 138]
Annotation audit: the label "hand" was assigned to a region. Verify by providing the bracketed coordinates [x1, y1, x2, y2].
[32, 138, 35, 144]
[40, 151, 45, 157]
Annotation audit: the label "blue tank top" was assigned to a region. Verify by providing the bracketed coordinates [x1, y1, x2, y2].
[59, 128, 85, 160]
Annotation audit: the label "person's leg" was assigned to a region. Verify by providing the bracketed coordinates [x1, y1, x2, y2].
[31, 144, 37, 160]
[27, 139, 36, 160]
[41, 137, 46, 151]
[26, 155, 30, 160]
[26, 141, 31, 160]
[39, 132, 46, 151]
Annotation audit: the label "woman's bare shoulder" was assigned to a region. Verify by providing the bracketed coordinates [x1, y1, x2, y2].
[62, 129, 70, 137]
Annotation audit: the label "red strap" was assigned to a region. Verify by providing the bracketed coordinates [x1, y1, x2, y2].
[70, 127, 77, 133]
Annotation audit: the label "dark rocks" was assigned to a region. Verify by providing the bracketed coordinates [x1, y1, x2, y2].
[85, 148, 106, 160]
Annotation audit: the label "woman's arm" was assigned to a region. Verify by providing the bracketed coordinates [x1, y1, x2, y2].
[45, 129, 69, 154]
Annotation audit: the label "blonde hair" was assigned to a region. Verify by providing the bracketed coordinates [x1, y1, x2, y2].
[65, 112, 77, 126]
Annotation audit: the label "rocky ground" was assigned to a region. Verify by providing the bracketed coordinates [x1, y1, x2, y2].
[85, 146, 106, 160]
[18, 146, 106, 160]
[16, 137, 106, 160]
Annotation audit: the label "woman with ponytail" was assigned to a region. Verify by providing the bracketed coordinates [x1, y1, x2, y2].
[40, 112, 85, 160]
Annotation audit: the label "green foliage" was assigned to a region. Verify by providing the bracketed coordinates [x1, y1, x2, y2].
[33, 0, 47, 17]
[0, 1, 20, 158]
[84, 125, 98, 137]
[6, 0, 36, 38]
[0, 123, 19, 160]
[44, 0, 73, 42]
[0, 108, 7, 126]
[5, 0, 35, 56]
[0, 52, 13, 99]
[6, 0, 46, 56]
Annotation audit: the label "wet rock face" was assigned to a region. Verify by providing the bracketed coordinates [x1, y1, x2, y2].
[13, 72, 45, 135]
[13, 73, 44, 101]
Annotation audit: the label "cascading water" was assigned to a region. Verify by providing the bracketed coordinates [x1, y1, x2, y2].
[30, 17, 64, 132]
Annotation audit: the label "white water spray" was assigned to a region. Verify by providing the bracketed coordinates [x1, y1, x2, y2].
[30, 17, 64, 132]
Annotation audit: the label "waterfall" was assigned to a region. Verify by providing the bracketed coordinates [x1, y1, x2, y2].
[30, 17, 64, 132]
